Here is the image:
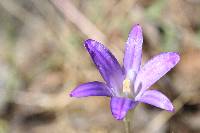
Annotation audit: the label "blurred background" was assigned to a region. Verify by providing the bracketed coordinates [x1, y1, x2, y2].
[0, 0, 200, 133]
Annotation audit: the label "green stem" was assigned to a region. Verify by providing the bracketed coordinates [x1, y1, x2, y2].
[123, 116, 131, 133]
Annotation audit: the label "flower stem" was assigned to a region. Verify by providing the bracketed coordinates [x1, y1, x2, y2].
[123, 116, 131, 133]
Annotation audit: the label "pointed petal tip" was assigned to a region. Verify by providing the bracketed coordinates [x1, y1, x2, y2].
[161, 97, 174, 112]
[135, 23, 141, 27]
[112, 114, 124, 120]
[170, 107, 175, 112]
[173, 52, 180, 62]
[84, 39, 93, 43]
[111, 109, 126, 120]
[132, 23, 141, 27]
[131, 24, 142, 33]
[69, 92, 73, 97]
[69, 90, 76, 97]
[84, 39, 93, 47]
[166, 105, 175, 112]
[129, 24, 143, 43]
[167, 52, 180, 66]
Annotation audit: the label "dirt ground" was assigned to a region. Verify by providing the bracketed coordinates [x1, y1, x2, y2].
[0, 0, 200, 133]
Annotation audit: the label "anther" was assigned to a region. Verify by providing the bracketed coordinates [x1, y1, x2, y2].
[123, 79, 131, 93]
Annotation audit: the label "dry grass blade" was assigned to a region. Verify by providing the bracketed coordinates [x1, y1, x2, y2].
[51, 0, 107, 43]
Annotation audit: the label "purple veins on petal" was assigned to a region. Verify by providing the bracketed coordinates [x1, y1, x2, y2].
[123, 24, 143, 80]
[110, 97, 137, 120]
[134, 52, 180, 94]
[70, 81, 112, 98]
[84, 39, 124, 95]
[135, 90, 174, 112]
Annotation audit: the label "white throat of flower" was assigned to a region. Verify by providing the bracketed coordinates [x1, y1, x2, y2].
[122, 69, 137, 97]
[123, 79, 131, 93]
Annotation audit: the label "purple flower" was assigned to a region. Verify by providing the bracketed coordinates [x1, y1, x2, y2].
[70, 24, 180, 120]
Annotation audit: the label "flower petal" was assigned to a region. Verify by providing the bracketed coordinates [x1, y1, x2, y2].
[70, 81, 112, 97]
[123, 24, 143, 80]
[134, 52, 180, 93]
[110, 97, 137, 120]
[84, 39, 124, 96]
[135, 90, 174, 111]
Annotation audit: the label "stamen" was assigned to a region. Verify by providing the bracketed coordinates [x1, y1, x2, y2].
[123, 79, 131, 93]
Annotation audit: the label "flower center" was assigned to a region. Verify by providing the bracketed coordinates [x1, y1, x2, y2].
[122, 79, 131, 93]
